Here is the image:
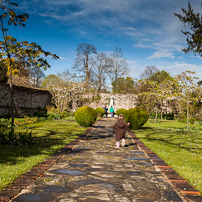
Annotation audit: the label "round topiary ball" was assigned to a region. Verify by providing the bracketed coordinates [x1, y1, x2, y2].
[127, 108, 149, 130]
[95, 108, 105, 117]
[116, 108, 127, 116]
[75, 106, 97, 127]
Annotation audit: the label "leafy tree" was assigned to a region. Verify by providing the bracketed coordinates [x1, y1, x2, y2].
[136, 76, 178, 122]
[107, 47, 129, 92]
[137, 79, 159, 122]
[0, 0, 28, 128]
[41, 74, 64, 90]
[175, 71, 201, 131]
[72, 43, 97, 91]
[0, 59, 8, 83]
[0, 0, 58, 129]
[150, 70, 172, 83]
[112, 77, 134, 94]
[174, 2, 202, 56]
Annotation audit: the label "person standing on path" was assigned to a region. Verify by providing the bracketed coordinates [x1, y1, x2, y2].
[109, 106, 114, 117]
[103, 106, 108, 117]
[110, 114, 130, 148]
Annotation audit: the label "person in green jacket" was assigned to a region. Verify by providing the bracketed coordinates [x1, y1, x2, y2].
[109, 106, 114, 117]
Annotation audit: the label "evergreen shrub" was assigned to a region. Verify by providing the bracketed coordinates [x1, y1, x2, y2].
[75, 106, 97, 127]
[127, 108, 149, 130]
[95, 108, 105, 117]
[116, 108, 127, 116]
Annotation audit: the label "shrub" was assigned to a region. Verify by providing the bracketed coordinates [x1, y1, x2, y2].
[75, 106, 97, 127]
[127, 108, 149, 130]
[0, 118, 11, 129]
[116, 108, 127, 116]
[95, 108, 105, 117]
[60, 111, 70, 119]
[47, 114, 55, 120]
[34, 110, 47, 117]
[0, 128, 33, 145]
[47, 106, 60, 116]
[37, 117, 46, 122]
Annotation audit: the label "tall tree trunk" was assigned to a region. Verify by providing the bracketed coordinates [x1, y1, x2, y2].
[155, 104, 158, 123]
[161, 109, 163, 120]
[187, 94, 189, 131]
[8, 54, 15, 132]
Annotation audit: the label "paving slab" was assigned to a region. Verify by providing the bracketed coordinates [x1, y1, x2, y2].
[0, 118, 201, 202]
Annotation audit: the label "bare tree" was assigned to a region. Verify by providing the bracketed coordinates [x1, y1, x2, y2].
[30, 67, 45, 88]
[107, 47, 129, 93]
[72, 43, 97, 91]
[139, 66, 158, 80]
[92, 52, 109, 92]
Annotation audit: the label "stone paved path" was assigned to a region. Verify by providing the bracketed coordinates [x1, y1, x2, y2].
[10, 118, 192, 202]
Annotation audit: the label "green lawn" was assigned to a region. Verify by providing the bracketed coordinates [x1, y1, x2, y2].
[134, 119, 202, 193]
[0, 120, 87, 190]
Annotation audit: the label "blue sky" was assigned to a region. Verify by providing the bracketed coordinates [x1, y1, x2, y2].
[8, 0, 202, 81]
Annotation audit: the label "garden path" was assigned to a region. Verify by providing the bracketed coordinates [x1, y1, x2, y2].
[6, 118, 202, 201]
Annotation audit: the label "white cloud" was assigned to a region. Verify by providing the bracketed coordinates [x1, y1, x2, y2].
[59, 56, 70, 60]
[148, 51, 175, 59]
[158, 63, 202, 78]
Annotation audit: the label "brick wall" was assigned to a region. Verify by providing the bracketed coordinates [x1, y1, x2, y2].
[0, 83, 52, 116]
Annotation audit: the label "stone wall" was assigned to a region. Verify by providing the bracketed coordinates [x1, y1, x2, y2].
[0, 83, 138, 117]
[0, 83, 52, 116]
[83, 93, 137, 111]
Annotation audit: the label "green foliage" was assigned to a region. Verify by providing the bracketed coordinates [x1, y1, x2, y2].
[0, 128, 33, 145]
[36, 117, 46, 122]
[127, 108, 149, 129]
[112, 77, 134, 93]
[75, 106, 97, 127]
[150, 70, 172, 83]
[0, 118, 11, 129]
[95, 108, 105, 117]
[47, 106, 61, 120]
[60, 111, 70, 119]
[34, 110, 47, 117]
[174, 2, 202, 56]
[116, 108, 127, 116]
[150, 111, 174, 120]
[47, 114, 59, 120]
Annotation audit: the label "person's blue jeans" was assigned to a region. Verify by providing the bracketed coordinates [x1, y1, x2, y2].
[111, 112, 114, 117]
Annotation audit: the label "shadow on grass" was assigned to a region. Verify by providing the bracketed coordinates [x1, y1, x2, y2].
[0, 129, 83, 165]
[135, 128, 202, 153]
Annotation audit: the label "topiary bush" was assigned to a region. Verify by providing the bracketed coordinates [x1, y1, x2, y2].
[127, 108, 149, 130]
[75, 106, 97, 127]
[95, 108, 105, 117]
[116, 108, 127, 116]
